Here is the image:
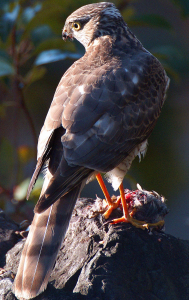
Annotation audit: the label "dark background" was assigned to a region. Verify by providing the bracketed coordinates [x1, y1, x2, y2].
[0, 0, 189, 239]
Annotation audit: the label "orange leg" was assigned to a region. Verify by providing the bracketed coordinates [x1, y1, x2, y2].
[96, 173, 121, 219]
[110, 182, 130, 224]
[96, 174, 164, 230]
[112, 183, 165, 229]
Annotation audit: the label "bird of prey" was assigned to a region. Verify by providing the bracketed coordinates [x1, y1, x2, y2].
[14, 2, 169, 299]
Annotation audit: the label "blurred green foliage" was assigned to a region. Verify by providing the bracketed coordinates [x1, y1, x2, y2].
[170, 0, 189, 17]
[0, 0, 188, 225]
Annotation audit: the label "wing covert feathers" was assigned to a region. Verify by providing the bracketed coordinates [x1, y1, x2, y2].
[34, 166, 92, 214]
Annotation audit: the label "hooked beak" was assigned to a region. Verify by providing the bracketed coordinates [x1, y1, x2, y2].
[62, 29, 74, 41]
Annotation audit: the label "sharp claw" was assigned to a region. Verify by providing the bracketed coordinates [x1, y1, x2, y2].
[111, 215, 165, 230]
[97, 175, 166, 231]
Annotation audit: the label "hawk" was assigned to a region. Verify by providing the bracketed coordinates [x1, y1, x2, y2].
[14, 2, 169, 299]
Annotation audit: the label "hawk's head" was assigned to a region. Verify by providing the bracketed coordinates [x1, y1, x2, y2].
[62, 2, 126, 48]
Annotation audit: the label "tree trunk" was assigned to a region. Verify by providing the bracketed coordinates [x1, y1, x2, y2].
[0, 198, 189, 300]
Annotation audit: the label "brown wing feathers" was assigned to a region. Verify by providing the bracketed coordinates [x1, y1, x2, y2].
[14, 2, 169, 299]
[26, 130, 55, 200]
[34, 164, 92, 213]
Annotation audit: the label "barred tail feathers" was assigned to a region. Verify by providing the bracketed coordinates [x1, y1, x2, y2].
[14, 186, 80, 299]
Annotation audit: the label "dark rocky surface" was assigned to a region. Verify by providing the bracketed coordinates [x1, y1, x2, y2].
[1, 198, 189, 300]
[0, 209, 19, 268]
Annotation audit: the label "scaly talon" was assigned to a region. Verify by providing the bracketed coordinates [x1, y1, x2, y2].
[96, 174, 122, 219]
[103, 196, 121, 219]
[111, 215, 165, 230]
[96, 174, 165, 230]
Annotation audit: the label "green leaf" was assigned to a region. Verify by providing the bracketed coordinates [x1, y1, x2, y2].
[30, 176, 43, 199]
[14, 178, 30, 201]
[121, 7, 136, 22]
[128, 14, 172, 30]
[23, 5, 67, 36]
[34, 49, 80, 65]
[24, 66, 46, 86]
[171, 0, 189, 17]
[151, 45, 189, 82]
[0, 8, 18, 42]
[152, 45, 188, 72]
[163, 64, 180, 83]
[31, 25, 55, 46]
[23, 0, 91, 37]
[0, 57, 14, 77]
[21, 4, 42, 25]
[14, 176, 43, 201]
[34, 37, 76, 55]
[0, 49, 11, 60]
[0, 0, 15, 10]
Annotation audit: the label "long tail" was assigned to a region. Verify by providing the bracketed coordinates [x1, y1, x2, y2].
[14, 185, 81, 299]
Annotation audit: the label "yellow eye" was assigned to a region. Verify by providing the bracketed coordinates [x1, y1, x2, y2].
[72, 22, 81, 31]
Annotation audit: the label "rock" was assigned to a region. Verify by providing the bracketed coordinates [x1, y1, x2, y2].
[1, 198, 189, 300]
[0, 209, 19, 267]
